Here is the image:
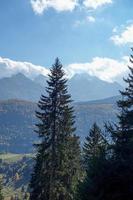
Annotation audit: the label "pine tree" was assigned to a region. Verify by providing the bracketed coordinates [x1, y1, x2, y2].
[30, 58, 80, 200]
[114, 49, 133, 198]
[102, 49, 133, 200]
[77, 123, 107, 200]
[83, 123, 107, 167]
[112, 50, 133, 160]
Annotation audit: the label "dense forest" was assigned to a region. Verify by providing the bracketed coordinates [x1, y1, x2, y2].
[0, 50, 133, 200]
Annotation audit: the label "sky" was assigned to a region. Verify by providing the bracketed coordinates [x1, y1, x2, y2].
[0, 0, 133, 84]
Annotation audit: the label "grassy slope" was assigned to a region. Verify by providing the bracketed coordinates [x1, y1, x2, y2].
[0, 153, 32, 163]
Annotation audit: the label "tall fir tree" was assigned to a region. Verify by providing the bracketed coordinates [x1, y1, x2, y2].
[30, 58, 81, 200]
[112, 50, 133, 160]
[106, 49, 133, 200]
[100, 49, 133, 200]
[77, 123, 107, 200]
[83, 123, 107, 167]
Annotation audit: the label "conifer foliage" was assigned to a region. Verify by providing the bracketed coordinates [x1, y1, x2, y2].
[30, 58, 80, 200]
[83, 123, 107, 165]
[77, 123, 107, 200]
[113, 49, 133, 159]
[103, 49, 133, 200]
[76, 49, 133, 200]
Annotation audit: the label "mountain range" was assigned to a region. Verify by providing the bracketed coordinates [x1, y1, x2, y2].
[0, 72, 122, 153]
[0, 73, 43, 101]
[0, 73, 122, 102]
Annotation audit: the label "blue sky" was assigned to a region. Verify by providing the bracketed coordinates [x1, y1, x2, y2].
[0, 0, 133, 83]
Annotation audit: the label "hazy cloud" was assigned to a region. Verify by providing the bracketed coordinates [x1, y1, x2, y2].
[83, 0, 112, 9]
[86, 16, 96, 22]
[74, 15, 95, 27]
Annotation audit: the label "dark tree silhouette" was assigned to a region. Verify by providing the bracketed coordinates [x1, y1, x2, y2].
[30, 58, 81, 200]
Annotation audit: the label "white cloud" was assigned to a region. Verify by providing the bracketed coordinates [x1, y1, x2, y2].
[111, 24, 133, 45]
[65, 57, 129, 83]
[87, 16, 96, 22]
[0, 56, 130, 84]
[0, 57, 49, 79]
[83, 0, 112, 9]
[30, 0, 78, 14]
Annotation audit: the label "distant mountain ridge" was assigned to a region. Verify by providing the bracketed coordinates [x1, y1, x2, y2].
[0, 73, 122, 102]
[68, 73, 122, 101]
[0, 73, 43, 101]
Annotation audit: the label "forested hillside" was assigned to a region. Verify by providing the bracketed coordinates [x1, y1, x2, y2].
[0, 97, 118, 153]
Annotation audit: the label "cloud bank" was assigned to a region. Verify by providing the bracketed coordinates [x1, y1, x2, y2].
[66, 57, 128, 83]
[0, 57, 49, 79]
[30, 0, 112, 14]
[0, 56, 129, 84]
[111, 24, 133, 45]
